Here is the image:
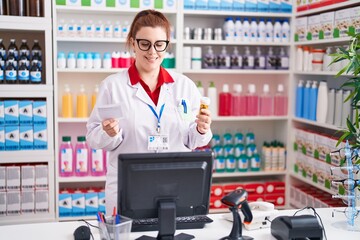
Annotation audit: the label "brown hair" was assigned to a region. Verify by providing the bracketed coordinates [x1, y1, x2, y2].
[126, 9, 171, 49]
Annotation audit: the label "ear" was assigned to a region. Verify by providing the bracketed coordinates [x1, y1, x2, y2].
[130, 38, 136, 50]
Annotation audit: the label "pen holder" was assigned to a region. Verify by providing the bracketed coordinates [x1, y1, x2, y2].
[98, 215, 132, 240]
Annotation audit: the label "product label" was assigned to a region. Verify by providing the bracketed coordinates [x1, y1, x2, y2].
[61, 148, 73, 173]
[5, 70, 17, 81]
[238, 155, 249, 171]
[30, 71, 41, 83]
[18, 70, 29, 81]
[0, 70, 3, 82]
[91, 149, 104, 172]
[76, 148, 89, 173]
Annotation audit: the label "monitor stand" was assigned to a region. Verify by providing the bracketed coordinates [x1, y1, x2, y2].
[136, 201, 195, 240]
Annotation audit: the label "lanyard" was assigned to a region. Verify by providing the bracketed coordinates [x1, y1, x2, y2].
[148, 103, 165, 133]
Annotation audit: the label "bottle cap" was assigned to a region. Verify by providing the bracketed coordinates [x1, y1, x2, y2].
[263, 84, 270, 93]
[201, 97, 211, 105]
[234, 84, 242, 93]
[104, 52, 111, 59]
[248, 84, 256, 93]
[77, 52, 85, 59]
[62, 136, 71, 142]
[222, 84, 229, 92]
[77, 136, 86, 142]
[86, 52, 93, 59]
[58, 52, 66, 59]
[93, 52, 101, 59]
[277, 84, 284, 92]
[68, 52, 76, 58]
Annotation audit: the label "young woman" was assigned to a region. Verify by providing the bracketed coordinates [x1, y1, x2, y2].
[86, 9, 213, 214]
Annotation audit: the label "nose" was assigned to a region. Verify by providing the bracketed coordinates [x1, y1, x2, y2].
[147, 44, 157, 54]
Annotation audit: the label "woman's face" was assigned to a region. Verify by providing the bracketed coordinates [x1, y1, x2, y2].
[132, 26, 168, 73]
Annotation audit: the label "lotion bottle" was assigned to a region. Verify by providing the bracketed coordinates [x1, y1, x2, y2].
[326, 88, 335, 125]
[316, 81, 328, 123]
[208, 81, 218, 117]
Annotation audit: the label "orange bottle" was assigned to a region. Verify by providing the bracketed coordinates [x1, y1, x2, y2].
[76, 84, 88, 118]
[62, 84, 73, 118]
[91, 84, 99, 111]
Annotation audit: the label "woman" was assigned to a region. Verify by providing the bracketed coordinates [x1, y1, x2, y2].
[86, 9, 213, 214]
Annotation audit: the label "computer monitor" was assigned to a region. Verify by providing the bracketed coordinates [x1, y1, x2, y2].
[117, 151, 213, 239]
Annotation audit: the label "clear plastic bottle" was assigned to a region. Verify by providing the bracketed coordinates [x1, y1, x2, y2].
[59, 136, 74, 177]
[90, 148, 105, 176]
[104, 21, 113, 38]
[274, 84, 288, 116]
[76, 84, 88, 118]
[243, 46, 254, 69]
[246, 84, 259, 116]
[57, 19, 67, 37]
[62, 84, 73, 118]
[121, 21, 130, 38]
[86, 20, 95, 38]
[232, 84, 246, 116]
[95, 20, 104, 38]
[67, 19, 77, 38]
[217, 46, 231, 69]
[218, 83, 232, 116]
[254, 47, 265, 70]
[250, 18, 258, 42]
[77, 20, 86, 38]
[75, 136, 89, 176]
[230, 46, 242, 69]
[259, 84, 273, 116]
[113, 21, 122, 38]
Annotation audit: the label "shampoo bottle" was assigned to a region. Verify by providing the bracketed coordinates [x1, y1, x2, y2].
[309, 81, 318, 121]
[217, 46, 231, 69]
[232, 84, 246, 116]
[254, 47, 265, 70]
[295, 80, 304, 118]
[219, 83, 232, 116]
[208, 81, 218, 117]
[259, 84, 273, 116]
[246, 84, 259, 116]
[303, 80, 311, 119]
[59, 136, 74, 177]
[274, 84, 288, 116]
[75, 136, 89, 176]
[326, 88, 335, 125]
[230, 46, 242, 69]
[91, 84, 99, 111]
[243, 46, 254, 69]
[334, 89, 343, 126]
[203, 46, 217, 69]
[62, 84, 73, 118]
[316, 81, 328, 123]
[76, 84, 88, 118]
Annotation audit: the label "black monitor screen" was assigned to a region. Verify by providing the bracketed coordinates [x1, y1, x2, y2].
[117, 151, 213, 233]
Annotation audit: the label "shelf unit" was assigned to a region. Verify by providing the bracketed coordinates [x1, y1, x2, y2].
[0, 1, 55, 225]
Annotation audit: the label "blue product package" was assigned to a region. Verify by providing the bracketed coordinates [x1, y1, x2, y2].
[309, 83, 318, 121]
[303, 82, 311, 119]
[295, 81, 304, 118]
[245, 0, 257, 12]
[184, 0, 195, 9]
[72, 192, 85, 216]
[33, 124, 47, 150]
[4, 100, 19, 125]
[85, 191, 99, 215]
[19, 125, 33, 150]
[0, 126, 4, 151]
[59, 191, 72, 217]
[5, 125, 19, 151]
[195, 0, 207, 10]
[269, 0, 280, 13]
[220, 0, 232, 10]
[0, 101, 4, 126]
[280, 0, 291, 13]
[208, 0, 220, 10]
[33, 101, 46, 125]
[19, 100, 33, 125]
[233, 0, 245, 11]
[257, 0, 269, 12]
[98, 190, 106, 213]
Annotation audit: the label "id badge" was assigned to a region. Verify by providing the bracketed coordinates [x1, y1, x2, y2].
[148, 134, 169, 151]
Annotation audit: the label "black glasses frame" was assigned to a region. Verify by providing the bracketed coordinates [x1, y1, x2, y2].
[332, 178, 360, 190]
[135, 39, 169, 52]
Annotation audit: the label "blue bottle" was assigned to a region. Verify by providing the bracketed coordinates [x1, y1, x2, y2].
[309, 81, 318, 121]
[295, 80, 304, 118]
[303, 80, 311, 120]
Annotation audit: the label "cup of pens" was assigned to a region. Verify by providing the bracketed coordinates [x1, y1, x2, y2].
[98, 212, 132, 240]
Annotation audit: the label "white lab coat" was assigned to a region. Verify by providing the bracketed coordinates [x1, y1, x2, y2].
[86, 68, 212, 214]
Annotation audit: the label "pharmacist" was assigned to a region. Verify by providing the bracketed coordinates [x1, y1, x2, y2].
[86, 9, 213, 214]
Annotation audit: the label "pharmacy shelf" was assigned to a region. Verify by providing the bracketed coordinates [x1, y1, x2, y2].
[57, 37, 127, 43]
[293, 37, 351, 46]
[0, 15, 51, 31]
[59, 215, 96, 221]
[290, 172, 335, 195]
[292, 117, 342, 131]
[57, 117, 89, 123]
[213, 170, 287, 179]
[0, 85, 53, 93]
[57, 68, 124, 73]
[0, 152, 54, 164]
[293, 71, 353, 76]
[55, 6, 177, 15]
[58, 176, 106, 183]
[213, 116, 288, 121]
[183, 40, 291, 46]
[295, 0, 360, 17]
[183, 69, 290, 74]
[0, 214, 56, 226]
[183, 10, 292, 18]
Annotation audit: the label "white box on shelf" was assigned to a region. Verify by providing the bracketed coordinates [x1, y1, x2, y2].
[35, 165, 49, 189]
[307, 15, 321, 41]
[321, 11, 335, 40]
[35, 189, 49, 213]
[6, 191, 21, 215]
[352, 6, 360, 34]
[295, 17, 307, 42]
[0, 166, 5, 191]
[21, 165, 35, 190]
[164, 0, 177, 10]
[335, 8, 352, 38]
[21, 190, 35, 214]
[6, 166, 20, 191]
[0, 192, 6, 216]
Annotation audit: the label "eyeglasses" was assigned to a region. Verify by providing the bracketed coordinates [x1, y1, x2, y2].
[332, 207, 360, 220]
[332, 178, 360, 190]
[135, 39, 169, 52]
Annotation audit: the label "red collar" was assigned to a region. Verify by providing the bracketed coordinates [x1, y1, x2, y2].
[128, 63, 174, 86]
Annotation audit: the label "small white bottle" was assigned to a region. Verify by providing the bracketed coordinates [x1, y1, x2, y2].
[93, 52, 102, 69]
[86, 20, 95, 38]
[67, 19, 77, 38]
[257, 18, 266, 42]
[77, 20, 86, 38]
[207, 81, 218, 117]
[67, 52, 76, 69]
[223, 17, 235, 41]
[242, 18, 250, 42]
[273, 20, 282, 43]
[316, 81, 328, 123]
[76, 52, 85, 69]
[103, 52, 112, 69]
[57, 19, 67, 37]
[334, 89, 343, 126]
[296, 46, 303, 71]
[95, 20, 104, 38]
[323, 47, 333, 72]
[104, 21, 113, 38]
[265, 19, 274, 42]
[234, 17, 242, 42]
[342, 90, 352, 128]
[113, 21, 122, 38]
[122, 21, 130, 38]
[57, 51, 66, 69]
[326, 88, 335, 125]
[303, 46, 309, 72]
[281, 19, 290, 42]
[250, 18, 258, 42]
[85, 52, 93, 69]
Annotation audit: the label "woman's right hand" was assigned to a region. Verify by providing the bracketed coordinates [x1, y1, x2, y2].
[102, 118, 119, 137]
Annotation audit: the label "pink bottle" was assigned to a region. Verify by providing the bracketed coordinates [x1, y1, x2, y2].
[218, 84, 233, 116]
[274, 84, 288, 116]
[75, 136, 89, 176]
[90, 148, 106, 176]
[259, 84, 273, 116]
[246, 84, 259, 116]
[59, 136, 74, 177]
[232, 84, 247, 116]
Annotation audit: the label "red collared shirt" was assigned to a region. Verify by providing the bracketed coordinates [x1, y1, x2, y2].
[128, 63, 174, 105]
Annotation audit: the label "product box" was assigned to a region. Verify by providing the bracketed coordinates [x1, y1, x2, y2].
[0, 126, 4, 151]
[140, 0, 153, 9]
[210, 196, 225, 209]
[6, 166, 20, 191]
[307, 15, 321, 40]
[85, 190, 99, 215]
[21, 165, 35, 190]
[211, 184, 224, 197]
[268, 0, 280, 12]
[295, 17, 307, 42]
[184, 0, 195, 9]
[320, 11, 335, 39]
[314, 133, 330, 162]
[7, 191, 21, 215]
[245, 0, 257, 12]
[223, 183, 244, 195]
[257, 0, 269, 12]
[33, 101, 46, 125]
[303, 130, 315, 157]
[265, 181, 285, 194]
[233, 0, 245, 11]
[4, 100, 19, 125]
[220, 0, 232, 10]
[195, 0, 207, 10]
[59, 189, 73, 217]
[0, 166, 5, 191]
[21, 190, 35, 214]
[0, 101, 4, 126]
[334, 8, 352, 38]
[280, 0, 292, 13]
[98, 189, 106, 213]
[19, 125, 33, 150]
[91, 0, 105, 7]
[0, 192, 6, 216]
[5, 125, 19, 151]
[352, 6, 360, 34]
[208, 0, 220, 10]
[72, 190, 85, 216]
[244, 182, 265, 195]
[19, 100, 33, 125]
[247, 194, 265, 202]
[33, 124, 47, 150]
[35, 189, 49, 213]
[35, 165, 48, 189]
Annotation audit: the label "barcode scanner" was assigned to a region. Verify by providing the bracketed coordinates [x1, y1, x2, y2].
[73, 225, 91, 240]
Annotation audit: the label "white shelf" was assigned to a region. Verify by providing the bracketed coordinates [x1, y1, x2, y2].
[0, 85, 53, 94]
[292, 117, 343, 131]
[58, 117, 89, 123]
[290, 172, 335, 195]
[57, 68, 123, 73]
[294, 37, 351, 46]
[55, 6, 177, 15]
[183, 10, 292, 18]
[57, 37, 127, 43]
[183, 69, 290, 74]
[293, 71, 345, 76]
[59, 215, 96, 222]
[213, 116, 288, 121]
[0, 15, 51, 31]
[0, 214, 55, 226]
[213, 170, 287, 178]
[58, 176, 106, 183]
[0, 152, 54, 164]
[295, 1, 360, 17]
[183, 40, 290, 46]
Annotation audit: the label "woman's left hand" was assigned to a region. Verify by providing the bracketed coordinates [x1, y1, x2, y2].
[196, 108, 212, 134]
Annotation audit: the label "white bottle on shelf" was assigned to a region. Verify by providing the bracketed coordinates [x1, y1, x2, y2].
[242, 18, 250, 42]
[334, 89, 343, 126]
[342, 90, 352, 128]
[323, 47, 333, 72]
[316, 81, 328, 123]
[234, 17, 242, 42]
[281, 19, 290, 42]
[257, 18, 266, 42]
[296, 46, 303, 71]
[223, 17, 235, 41]
[326, 88, 335, 125]
[250, 18, 258, 42]
[273, 20, 282, 43]
[113, 21, 122, 38]
[207, 81, 218, 117]
[104, 21, 113, 38]
[265, 19, 274, 42]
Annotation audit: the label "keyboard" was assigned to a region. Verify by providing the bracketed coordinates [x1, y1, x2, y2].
[131, 215, 213, 232]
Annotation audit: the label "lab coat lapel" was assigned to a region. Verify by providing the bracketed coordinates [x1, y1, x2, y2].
[133, 82, 155, 107]
[157, 83, 173, 111]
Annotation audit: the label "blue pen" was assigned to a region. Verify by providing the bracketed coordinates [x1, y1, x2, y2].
[181, 99, 187, 114]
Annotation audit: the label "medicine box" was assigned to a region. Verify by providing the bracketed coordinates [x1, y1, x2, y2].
[232, 0, 245, 11]
[72, 191, 85, 216]
[35, 189, 49, 213]
[0, 101, 4, 126]
[7, 191, 21, 215]
[269, 0, 280, 13]
[21, 190, 35, 214]
[307, 15, 321, 40]
[98, 189, 106, 213]
[210, 196, 224, 209]
[6, 166, 20, 191]
[33, 124, 47, 150]
[0, 126, 4, 151]
[0, 166, 5, 191]
[321, 11, 335, 39]
[335, 8, 352, 38]
[245, 0, 257, 12]
[59, 190, 73, 217]
[258, 0, 269, 12]
[280, 0, 292, 13]
[352, 6, 360, 34]
[0, 192, 6, 216]
[5, 125, 19, 151]
[33, 101, 47, 125]
[85, 191, 99, 215]
[21, 165, 35, 190]
[91, 0, 105, 7]
[4, 100, 19, 125]
[140, 0, 154, 9]
[20, 125, 33, 150]
[35, 165, 48, 189]
[295, 17, 307, 42]
[221, 0, 232, 11]
[19, 100, 33, 125]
